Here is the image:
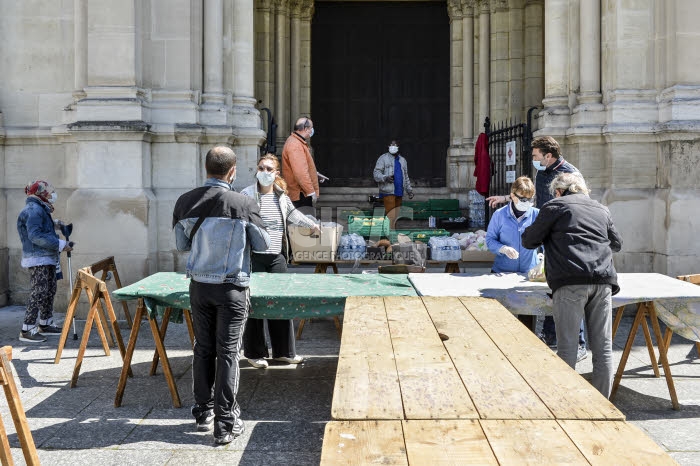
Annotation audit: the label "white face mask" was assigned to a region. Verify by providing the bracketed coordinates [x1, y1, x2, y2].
[256, 170, 276, 187]
[49, 192, 57, 204]
[389, 145, 399, 155]
[309, 127, 314, 138]
[514, 200, 533, 212]
[533, 160, 545, 171]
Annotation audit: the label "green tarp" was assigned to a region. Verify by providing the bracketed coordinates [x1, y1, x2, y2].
[112, 271, 417, 320]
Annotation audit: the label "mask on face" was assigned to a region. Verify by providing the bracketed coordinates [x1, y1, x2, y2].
[309, 127, 314, 138]
[389, 145, 399, 155]
[514, 200, 533, 212]
[533, 160, 546, 171]
[49, 192, 58, 204]
[228, 173, 236, 189]
[256, 170, 276, 187]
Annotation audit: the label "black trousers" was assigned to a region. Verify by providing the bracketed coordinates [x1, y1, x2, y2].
[190, 280, 249, 437]
[243, 253, 297, 359]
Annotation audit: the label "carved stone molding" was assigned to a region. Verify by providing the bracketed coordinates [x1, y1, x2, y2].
[273, 0, 289, 14]
[300, 0, 314, 20]
[461, 0, 476, 16]
[257, 0, 272, 11]
[447, 0, 463, 20]
[290, 0, 302, 17]
[490, 0, 508, 12]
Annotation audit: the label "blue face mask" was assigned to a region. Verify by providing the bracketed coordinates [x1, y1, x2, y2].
[533, 160, 546, 171]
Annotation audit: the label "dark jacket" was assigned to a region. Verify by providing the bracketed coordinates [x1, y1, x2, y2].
[535, 157, 579, 208]
[521, 193, 623, 295]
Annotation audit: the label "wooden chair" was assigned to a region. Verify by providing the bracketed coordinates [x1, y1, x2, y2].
[0, 347, 40, 466]
[673, 274, 700, 357]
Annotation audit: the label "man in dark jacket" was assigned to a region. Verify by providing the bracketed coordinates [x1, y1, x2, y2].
[522, 172, 622, 398]
[488, 136, 587, 360]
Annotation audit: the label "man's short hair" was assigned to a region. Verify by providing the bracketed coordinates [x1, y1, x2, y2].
[532, 136, 561, 159]
[294, 117, 313, 132]
[549, 172, 589, 197]
[205, 146, 236, 176]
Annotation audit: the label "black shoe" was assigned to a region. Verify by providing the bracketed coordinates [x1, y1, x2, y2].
[19, 328, 47, 343]
[39, 324, 62, 336]
[214, 418, 245, 445]
[192, 407, 214, 432]
[538, 334, 557, 348]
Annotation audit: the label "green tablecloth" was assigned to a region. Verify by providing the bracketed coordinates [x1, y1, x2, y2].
[112, 271, 417, 320]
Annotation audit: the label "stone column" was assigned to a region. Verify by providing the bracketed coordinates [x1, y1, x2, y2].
[73, 0, 87, 100]
[538, 0, 570, 133]
[290, 1, 302, 122]
[200, 0, 226, 124]
[274, 0, 291, 145]
[231, 0, 266, 188]
[299, 1, 314, 117]
[577, 0, 602, 109]
[448, 1, 463, 147]
[523, 0, 544, 114]
[255, 0, 273, 109]
[461, 1, 475, 141]
[478, 1, 490, 129]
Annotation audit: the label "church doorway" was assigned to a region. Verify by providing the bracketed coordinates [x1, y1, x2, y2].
[311, 1, 450, 188]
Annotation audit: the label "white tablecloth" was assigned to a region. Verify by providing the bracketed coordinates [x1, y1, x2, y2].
[408, 272, 700, 342]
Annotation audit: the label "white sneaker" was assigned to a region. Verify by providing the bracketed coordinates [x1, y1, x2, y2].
[247, 358, 268, 369]
[274, 355, 304, 364]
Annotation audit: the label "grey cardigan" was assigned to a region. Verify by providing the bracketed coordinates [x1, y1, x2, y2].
[373, 152, 413, 196]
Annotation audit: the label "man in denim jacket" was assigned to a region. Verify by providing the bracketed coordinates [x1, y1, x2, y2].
[17, 180, 72, 343]
[173, 146, 270, 445]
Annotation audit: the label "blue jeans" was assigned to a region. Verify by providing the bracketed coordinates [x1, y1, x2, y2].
[552, 284, 613, 398]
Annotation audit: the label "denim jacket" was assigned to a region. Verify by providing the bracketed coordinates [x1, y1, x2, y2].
[173, 179, 270, 287]
[17, 197, 62, 268]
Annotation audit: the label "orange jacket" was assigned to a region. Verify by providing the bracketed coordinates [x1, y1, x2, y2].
[281, 132, 319, 201]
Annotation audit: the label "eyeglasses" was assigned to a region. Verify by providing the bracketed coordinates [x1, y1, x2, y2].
[257, 165, 276, 172]
[514, 194, 534, 202]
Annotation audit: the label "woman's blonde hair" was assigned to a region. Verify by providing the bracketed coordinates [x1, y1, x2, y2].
[259, 153, 287, 192]
[510, 176, 535, 197]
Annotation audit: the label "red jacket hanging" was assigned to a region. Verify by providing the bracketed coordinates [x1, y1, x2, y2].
[473, 132, 490, 196]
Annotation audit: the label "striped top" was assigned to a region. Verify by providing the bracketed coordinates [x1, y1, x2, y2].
[258, 192, 284, 254]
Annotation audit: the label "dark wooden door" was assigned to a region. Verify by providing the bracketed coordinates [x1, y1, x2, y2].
[311, 1, 449, 188]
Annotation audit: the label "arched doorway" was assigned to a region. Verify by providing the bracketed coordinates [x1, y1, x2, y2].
[311, 1, 450, 188]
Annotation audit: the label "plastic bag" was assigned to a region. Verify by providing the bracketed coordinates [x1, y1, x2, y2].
[527, 253, 546, 282]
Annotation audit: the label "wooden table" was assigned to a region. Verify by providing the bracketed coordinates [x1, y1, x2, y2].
[322, 296, 675, 465]
[409, 272, 700, 410]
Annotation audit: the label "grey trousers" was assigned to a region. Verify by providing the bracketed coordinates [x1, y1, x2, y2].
[552, 284, 613, 398]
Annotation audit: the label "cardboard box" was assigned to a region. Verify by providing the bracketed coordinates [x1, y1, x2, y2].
[289, 224, 343, 263]
[461, 250, 495, 262]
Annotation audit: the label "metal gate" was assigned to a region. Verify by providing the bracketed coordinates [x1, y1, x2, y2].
[484, 107, 537, 225]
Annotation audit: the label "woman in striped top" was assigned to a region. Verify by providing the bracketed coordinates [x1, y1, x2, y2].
[241, 154, 320, 369]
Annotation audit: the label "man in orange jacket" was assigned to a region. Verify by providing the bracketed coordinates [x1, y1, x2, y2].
[281, 117, 322, 209]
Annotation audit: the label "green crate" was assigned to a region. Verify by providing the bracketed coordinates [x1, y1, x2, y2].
[397, 205, 430, 220]
[431, 210, 463, 219]
[347, 216, 390, 237]
[429, 198, 460, 211]
[387, 229, 450, 243]
[401, 201, 430, 211]
[338, 209, 372, 222]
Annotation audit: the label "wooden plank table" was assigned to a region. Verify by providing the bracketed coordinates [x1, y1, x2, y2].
[332, 296, 623, 421]
[325, 296, 676, 465]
